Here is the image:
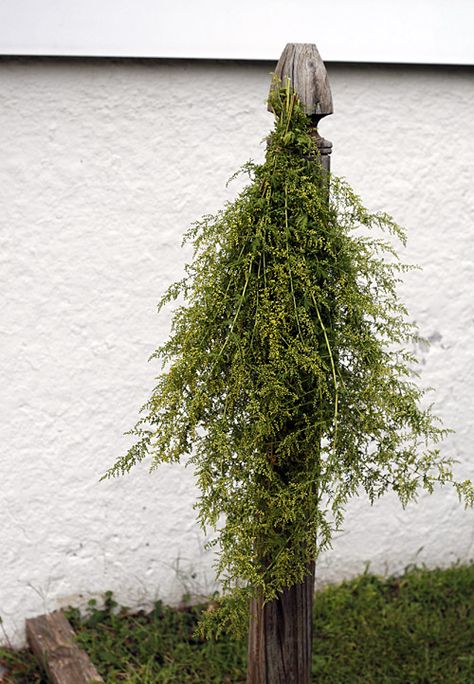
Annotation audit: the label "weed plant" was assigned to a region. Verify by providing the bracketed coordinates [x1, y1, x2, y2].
[105, 82, 473, 634]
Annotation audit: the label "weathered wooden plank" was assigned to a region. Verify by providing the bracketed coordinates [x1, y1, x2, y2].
[26, 611, 103, 684]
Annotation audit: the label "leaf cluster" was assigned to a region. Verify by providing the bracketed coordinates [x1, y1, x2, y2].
[106, 82, 473, 635]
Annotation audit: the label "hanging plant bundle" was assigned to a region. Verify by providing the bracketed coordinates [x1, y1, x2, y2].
[106, 82, 473, 635]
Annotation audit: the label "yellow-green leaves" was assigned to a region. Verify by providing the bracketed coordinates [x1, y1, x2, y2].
[107, 84, 469, 637]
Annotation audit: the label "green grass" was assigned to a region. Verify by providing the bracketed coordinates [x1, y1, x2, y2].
[2, 564, 474, 683]
[312, 565, 474, 683]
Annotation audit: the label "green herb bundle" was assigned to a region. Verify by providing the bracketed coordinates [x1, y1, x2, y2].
[106, 82, 473, 635]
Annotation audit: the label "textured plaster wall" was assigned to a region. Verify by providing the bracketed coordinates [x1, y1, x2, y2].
[0, 58, 473, 646]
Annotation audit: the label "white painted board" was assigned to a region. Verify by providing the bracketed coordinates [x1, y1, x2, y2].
[0, 0, 473, 65]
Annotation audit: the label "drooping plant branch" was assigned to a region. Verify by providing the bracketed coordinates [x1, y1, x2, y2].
[105, 81, 473, 636]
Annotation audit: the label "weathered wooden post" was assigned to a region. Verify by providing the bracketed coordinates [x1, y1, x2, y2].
[247, 43, 333, 684]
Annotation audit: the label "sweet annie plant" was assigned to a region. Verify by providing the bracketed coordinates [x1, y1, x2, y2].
[106, 82, 473, 636]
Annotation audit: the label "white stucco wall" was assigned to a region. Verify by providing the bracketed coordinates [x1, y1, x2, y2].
[0, 58, 473, 646]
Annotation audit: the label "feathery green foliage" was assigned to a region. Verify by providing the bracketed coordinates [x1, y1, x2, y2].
[105, 82, 473, 635]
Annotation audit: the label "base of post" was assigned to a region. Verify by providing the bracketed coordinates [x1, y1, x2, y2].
[247, 563, 315, 684]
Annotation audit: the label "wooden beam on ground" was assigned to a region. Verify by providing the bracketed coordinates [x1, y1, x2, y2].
[26, 611, 103, 684]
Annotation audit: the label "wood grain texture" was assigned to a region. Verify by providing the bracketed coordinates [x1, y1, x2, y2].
[26, 611, 103, 684]
[269, 43, 333, 118]
[247, 563, 315, 684]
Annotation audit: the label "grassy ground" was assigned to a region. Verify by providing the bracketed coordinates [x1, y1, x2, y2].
[1, 564, 474, 682]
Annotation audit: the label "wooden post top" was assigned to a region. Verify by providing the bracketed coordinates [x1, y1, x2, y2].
[268, 43, 333, 121]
